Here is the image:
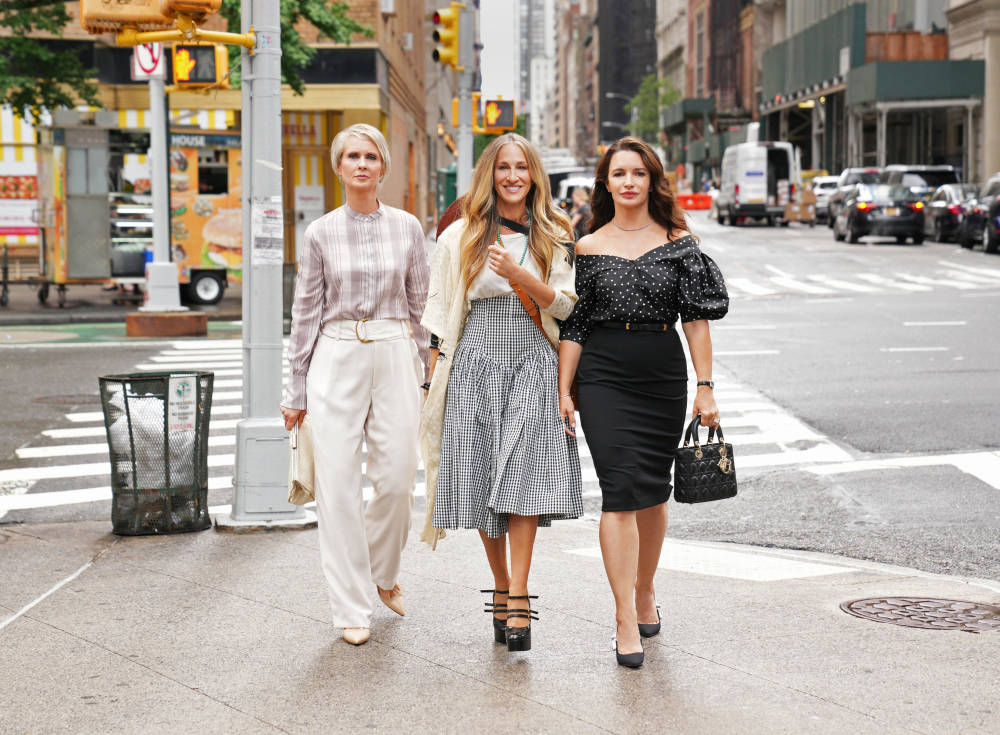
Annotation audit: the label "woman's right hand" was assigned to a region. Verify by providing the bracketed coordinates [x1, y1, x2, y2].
[559, 395, 577, 437]
[280, 406, 306, 431]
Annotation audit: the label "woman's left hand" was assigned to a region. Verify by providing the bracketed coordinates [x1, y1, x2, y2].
[487, 242, 523, 281]
[691, 387, 720, 428]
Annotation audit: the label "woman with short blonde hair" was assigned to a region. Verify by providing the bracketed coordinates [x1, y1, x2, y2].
[420, 133, 583, 653]
[281, 123, 428, 647]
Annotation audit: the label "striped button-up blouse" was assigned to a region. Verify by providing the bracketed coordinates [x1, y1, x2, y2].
[282, 202, 430, 410]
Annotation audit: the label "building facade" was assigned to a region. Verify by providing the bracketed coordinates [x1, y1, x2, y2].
[0, 0, 434, 272]
[598, 0, 657, 143]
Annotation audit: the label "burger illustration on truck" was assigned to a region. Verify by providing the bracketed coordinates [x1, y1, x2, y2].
[201, 208, 242, 281]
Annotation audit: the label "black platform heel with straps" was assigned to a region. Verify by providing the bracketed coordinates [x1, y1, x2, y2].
[481, 589, 508, 644]
[504, 594, 539, 652]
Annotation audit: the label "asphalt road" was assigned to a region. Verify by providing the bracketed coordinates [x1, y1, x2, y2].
[2, 211, 999, 580]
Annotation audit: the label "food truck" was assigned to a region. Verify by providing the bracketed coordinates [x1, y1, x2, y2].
[34, 113, 241, 306]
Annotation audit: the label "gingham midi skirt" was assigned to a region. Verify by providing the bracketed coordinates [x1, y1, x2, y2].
[433, 293, 583, 538]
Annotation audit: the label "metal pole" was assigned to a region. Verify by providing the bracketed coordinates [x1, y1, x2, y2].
[456, 6, 476, 195]
[227, 0, 305, 524]
[141, 75, 185, 312]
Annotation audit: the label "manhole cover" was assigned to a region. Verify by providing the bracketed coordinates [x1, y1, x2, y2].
[32, 394, 102, 406]
[841, 597, 1000, 633]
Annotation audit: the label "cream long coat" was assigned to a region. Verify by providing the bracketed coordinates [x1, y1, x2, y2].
[418, 219, 578, 547]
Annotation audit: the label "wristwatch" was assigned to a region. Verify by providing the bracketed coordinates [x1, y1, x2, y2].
[696, 380, 714, 389]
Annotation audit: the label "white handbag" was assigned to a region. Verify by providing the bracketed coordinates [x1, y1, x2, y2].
[287, 417, 315, 505]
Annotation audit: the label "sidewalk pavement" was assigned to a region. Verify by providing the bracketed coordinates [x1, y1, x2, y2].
[0, 282, 242, 326]
[2, 512, 999, 734]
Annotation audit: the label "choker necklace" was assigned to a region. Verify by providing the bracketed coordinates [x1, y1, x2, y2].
[612, 219, 653, 232]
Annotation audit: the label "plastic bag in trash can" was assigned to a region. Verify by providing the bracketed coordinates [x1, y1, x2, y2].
[109, 392, 196, 490]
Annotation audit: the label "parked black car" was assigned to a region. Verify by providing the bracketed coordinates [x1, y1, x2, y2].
[925, 184, 980, 242]
[956, 173, 1000, 253]
[827, 167, 882, 227]
[832, 184, 925, 244]
[881, 164, 960, 200]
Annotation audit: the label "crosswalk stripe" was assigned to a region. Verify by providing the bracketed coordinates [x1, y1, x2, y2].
[0, 475, 236, 513]
[43, 418, 241, 439]
[17, 434, 236, 459]
[895, 272, 977, 290]
[939, 260, 1000, 279]
[66, 403, 243, 423]
[769, 276, 836, 294]
[0, 453, 236, 484]
[855, 273, 930, 291]
[940, 270, 1000, 285]
[807, 275, 881, 293]
[726, 277, 777, 296]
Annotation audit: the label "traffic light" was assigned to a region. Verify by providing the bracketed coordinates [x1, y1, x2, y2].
[432, 3, 464, 69]
[80, 0, 173, 33]
[171, 44, 228, 88]
[159, 0, 222, 22]
[483, 100, 516, 131]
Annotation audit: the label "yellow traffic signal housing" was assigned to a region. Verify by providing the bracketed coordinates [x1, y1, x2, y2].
[159, 0, 222, 22]
[172, 43, 228, 88]
[80, 0, 174, 33]
[432, 3, 463, 69]
[483, 99, 516, 131]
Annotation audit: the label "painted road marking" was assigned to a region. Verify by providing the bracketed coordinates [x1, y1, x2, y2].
[568, 540, 853, 582]
[43, 419, 241, 439]
[895, 272, 976, 290]
[939, 260, 1000, 279]
[65, 403, 243, 423]
[715, 350, 780, 356]
[880, 347, 949, 353]
[807, 275, 881, 293]
[807, 451, 1000, 490]
[726, 278, 778, 296]
[770, 276, 836, 294]
[856, 273, 930, 291]
[0, 453, 236, 484]
[903, 321, 966, 327]
[940, 270, 1000, 286]
[17, 433, 236, 459]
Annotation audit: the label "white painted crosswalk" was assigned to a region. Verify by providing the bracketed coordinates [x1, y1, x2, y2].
[724, 261, 1000, 299]
[1, 337, 859, 519]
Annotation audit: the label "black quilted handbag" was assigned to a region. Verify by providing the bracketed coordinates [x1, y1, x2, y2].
[673, 415, 737, 503]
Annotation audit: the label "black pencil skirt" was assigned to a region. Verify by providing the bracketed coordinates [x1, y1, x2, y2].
[577, 325, 688, 512]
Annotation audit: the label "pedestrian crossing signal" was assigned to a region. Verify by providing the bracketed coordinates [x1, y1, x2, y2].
[171, 44, 228, 88]
[483, 100, 515, 131]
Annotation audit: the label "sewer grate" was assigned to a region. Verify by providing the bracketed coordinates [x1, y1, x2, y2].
[32, 394, 102, 406]
[841, 597, 1000, 633]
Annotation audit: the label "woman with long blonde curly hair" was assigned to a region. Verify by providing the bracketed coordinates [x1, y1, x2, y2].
[419, 133, 583, 653]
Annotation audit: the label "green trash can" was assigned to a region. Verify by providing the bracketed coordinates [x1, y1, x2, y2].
[98, 371, 214, 535]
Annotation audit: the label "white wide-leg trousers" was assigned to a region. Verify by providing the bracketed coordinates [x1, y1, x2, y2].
[306, 319, 421, 628]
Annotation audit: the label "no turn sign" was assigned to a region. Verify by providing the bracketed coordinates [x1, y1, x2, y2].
[131, 43, 165, 80]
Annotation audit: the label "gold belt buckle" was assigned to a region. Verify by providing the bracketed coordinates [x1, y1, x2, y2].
[355, 317, 372, 343]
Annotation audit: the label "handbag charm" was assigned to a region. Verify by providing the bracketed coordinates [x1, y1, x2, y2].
[673, 415, 738, 504]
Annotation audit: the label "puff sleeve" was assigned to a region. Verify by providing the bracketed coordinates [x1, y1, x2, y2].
[676, 247, 729, 323]
[560, 256, 595, 344]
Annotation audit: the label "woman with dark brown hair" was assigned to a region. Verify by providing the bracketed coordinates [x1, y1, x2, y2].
[558, 137, 728, 668]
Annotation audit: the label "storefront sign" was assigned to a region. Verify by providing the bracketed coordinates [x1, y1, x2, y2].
[170, 132, 241, 149]
[0, 200, 39, 237]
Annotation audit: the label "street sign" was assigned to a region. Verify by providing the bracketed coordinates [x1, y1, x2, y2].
[131, 43, 165, 80]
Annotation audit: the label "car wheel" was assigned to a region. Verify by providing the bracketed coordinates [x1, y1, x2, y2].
[985, 222, 999, 254]
[766, 216, 775, 227]
[912, 234, 924, 245]
[847, 220, 860, 243]
[186, 272, 225, 305]
[833, 217, 845, 241]
[896, 235, 907, 244]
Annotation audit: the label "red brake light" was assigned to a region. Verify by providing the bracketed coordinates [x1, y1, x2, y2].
[734, 184, 739, 195]
[947, 204, 961, 215]
[856, 202, 870, 212]
[912, 201, 925, 210]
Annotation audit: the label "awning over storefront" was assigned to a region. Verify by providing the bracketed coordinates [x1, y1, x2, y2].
[845, 60, 985, 106]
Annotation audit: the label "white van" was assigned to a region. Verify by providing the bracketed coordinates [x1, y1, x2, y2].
[716, 141, 802, 226]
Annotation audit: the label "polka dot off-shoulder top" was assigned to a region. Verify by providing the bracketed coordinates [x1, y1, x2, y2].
[560, 235, 729, 345]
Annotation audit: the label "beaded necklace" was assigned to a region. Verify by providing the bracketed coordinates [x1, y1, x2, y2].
[497, 215, 531, 266]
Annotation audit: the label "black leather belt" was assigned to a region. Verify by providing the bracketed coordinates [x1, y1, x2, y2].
[599, 321, 675, 332]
